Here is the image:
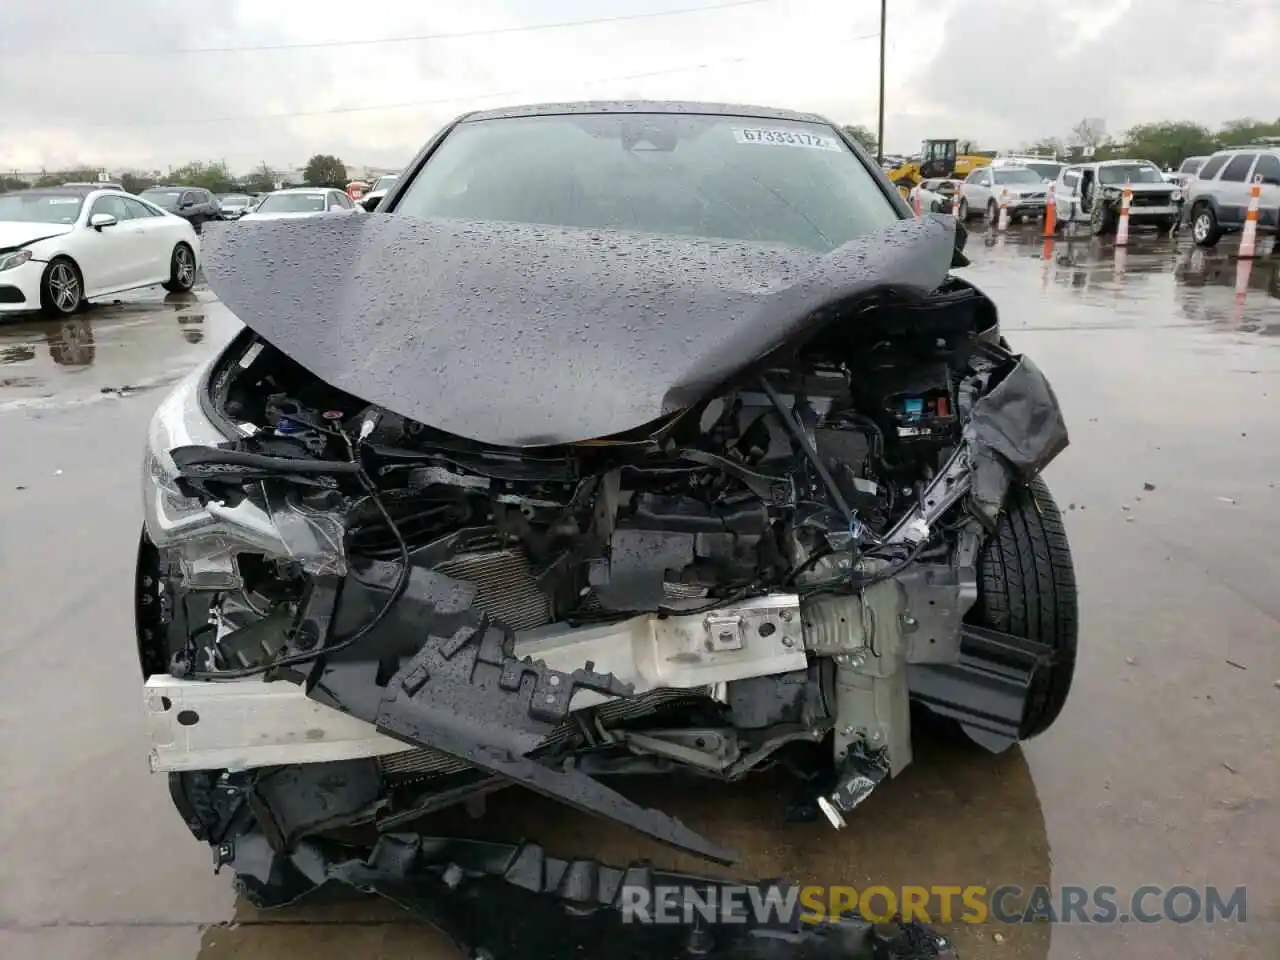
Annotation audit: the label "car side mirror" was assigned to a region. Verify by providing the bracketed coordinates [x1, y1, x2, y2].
[89, 213, 118, 230]
[364, 196, 381, 211]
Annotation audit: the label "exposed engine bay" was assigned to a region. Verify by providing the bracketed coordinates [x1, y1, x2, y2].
[139, 275, 1070, 867]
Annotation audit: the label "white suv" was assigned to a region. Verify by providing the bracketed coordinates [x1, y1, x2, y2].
[958, 166, 1048, 222]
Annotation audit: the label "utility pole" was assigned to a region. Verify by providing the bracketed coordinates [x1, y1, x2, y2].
[876, 0, 886, 164]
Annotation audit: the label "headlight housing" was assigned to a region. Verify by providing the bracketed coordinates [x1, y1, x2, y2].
[1171, 190, 1182, 202]
[142, 366, 347, 588]
[0, 249, 32, 272]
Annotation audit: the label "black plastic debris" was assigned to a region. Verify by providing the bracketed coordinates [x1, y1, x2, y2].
[963, 353, 1069, 526]
[301, 565, 736, 865]
[220, 831, 958, 960]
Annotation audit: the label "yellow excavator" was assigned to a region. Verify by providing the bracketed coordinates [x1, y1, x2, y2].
[884, 139, 996, 197]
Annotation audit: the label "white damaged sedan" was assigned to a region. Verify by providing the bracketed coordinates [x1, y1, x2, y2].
[0, 185, 199, 318]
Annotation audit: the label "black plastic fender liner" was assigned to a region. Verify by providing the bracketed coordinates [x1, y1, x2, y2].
[220, 831, 958, 960]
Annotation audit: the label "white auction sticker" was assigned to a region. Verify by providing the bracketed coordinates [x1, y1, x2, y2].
[48, 198, 81, 204]
[732, 127, 842, 151]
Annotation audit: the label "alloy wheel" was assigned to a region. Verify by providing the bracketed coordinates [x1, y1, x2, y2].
[1193, 213, 1210, 243]
[175, 247, 195, 288]
[49, 263, 80, 313]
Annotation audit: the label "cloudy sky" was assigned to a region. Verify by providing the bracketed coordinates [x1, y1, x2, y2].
[1, 0, 1276, 174]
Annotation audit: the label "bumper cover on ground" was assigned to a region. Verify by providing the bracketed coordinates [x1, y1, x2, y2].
[218, 831, 958, 960]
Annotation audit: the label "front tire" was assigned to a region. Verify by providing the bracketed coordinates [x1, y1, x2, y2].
[1090, 202, 1115, 236]
[970, 476, 1078, 739]
[39, 257, 83, 317]
[162, 243, 197, 293]
[1190, 204, 1222, 248]
[958, 198, 971, 221]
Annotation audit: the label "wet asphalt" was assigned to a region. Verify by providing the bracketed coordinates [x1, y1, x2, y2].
[0, 224, 1276, 959]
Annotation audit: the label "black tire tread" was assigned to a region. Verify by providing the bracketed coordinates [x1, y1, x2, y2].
[971, 476, 1078, 738]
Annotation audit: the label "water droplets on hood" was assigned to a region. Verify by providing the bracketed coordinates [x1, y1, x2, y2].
[202, 212, 956, 447]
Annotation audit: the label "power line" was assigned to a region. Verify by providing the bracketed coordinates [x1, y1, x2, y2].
[2, 0, 778, 58]
[77, 31, 882, 129]
[79, 57, 755, 128]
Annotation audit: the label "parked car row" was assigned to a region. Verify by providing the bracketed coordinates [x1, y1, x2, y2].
[938, 143, 1280, 248]
[0, 179, 392, 318]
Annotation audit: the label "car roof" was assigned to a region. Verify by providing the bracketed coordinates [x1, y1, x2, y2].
[460, 99, 830, 125]
[267, 187, 331, 194]
[3, 187, 96, 199]
[1211, 145, 1280, 154]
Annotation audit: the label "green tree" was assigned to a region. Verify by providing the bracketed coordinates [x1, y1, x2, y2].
[303, 154, 347, 188]
[1, 175, 31, 193]
[1217, 117, 1280, 146]
[120, 171, 159, 194]
[168, 161, 237, 193]
[241, 163, 278, 194]
[841, 124, 878, 155]
[1122, 121, 1215, 168]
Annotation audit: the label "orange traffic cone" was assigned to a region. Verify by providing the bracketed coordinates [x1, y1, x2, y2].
[1043, 183, 1057, 237]
[1239, 176, 1262, 258]
[912, 187, 922, 217]
[950, 188, 961, 218]
[997, 189, 1010, 232]
[1115, 182, 1132, 246]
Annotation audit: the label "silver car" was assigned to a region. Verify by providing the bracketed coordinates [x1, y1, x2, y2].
[1181, 147, 1280, 247]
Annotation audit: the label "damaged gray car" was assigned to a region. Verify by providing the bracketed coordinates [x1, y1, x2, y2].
[136, 102, 1075, 958]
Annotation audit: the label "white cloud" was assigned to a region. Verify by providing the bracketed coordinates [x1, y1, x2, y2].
[0, 0, 1275, 173]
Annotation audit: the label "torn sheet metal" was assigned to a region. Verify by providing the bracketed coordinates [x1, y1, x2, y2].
[963, 353, 1069, 525]
[220, 831, 958, 960]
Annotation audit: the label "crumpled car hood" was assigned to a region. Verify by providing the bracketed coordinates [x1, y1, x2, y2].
[203, 212, 959, 447]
